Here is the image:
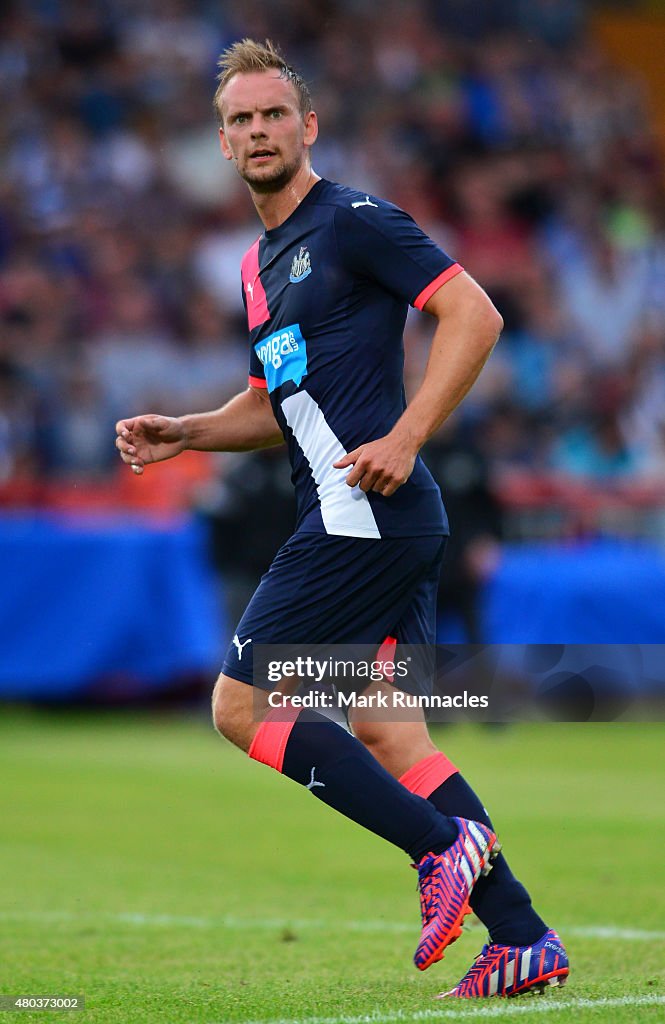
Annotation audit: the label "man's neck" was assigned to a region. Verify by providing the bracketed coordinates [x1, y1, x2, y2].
[250, 164, 320, 231]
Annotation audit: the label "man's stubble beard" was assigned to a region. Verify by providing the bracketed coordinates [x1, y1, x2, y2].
[238, 152, 303, 194]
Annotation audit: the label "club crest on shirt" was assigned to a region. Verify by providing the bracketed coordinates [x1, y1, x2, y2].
[289, 246, 312, 284]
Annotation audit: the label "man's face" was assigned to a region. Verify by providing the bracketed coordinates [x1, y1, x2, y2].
[219, 71, 318, 192]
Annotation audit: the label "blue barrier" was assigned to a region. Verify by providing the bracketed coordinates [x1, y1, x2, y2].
[482, 540, 665, 643]
[1, 516, 663, 699]
[0, 513, 224, 698]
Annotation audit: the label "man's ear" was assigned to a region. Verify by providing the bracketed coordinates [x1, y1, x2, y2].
[219, 127, 234, 162]
[303, 111, 318, 150]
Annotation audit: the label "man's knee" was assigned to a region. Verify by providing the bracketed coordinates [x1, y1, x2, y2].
[351, 719, 392, 755]
[212, 674, 264, 752]
[352, 717, 438, 778]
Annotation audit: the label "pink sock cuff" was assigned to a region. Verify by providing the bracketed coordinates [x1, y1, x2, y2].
[248, 706, 301, 772]
[399, 751, 458, 798]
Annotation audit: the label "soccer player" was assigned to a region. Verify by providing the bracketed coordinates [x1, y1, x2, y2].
[115, 40, 569, 997]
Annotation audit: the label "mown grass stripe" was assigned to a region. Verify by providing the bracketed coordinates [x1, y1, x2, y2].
[1, 911, 664, 943]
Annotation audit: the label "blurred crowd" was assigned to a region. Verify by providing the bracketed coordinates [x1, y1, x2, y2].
[1, 0, 664, 503]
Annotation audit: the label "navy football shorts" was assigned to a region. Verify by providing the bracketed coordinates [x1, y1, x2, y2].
[221, 531, 445, 692]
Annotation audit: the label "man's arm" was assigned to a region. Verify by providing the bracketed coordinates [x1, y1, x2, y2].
[115, 386, 283, 474]
[334, 272, 503, 496]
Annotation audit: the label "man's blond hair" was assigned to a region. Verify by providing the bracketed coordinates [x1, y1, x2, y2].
[213, 38, 312, 124]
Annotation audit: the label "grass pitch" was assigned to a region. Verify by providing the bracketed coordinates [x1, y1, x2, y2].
[0, 709, 664, 1024]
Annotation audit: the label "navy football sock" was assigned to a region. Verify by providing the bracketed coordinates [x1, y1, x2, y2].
[426, 772, 547, 946]
[276, 712, 458, 861]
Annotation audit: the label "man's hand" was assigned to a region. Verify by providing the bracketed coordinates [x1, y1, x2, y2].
[115, 415, 188, 476]
[333, 430, 418, 496]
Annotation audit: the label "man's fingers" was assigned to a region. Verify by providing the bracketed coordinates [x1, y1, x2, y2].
[347, 462, 381, 491]
[115, 436, 136, 455]
[119, 449, 144, 469]
[116, 414, 169, 440]
[115, 435, 144, 471]
[334, 443, 409, 494]
[364, 473, 396, 495]
[355, 466, 405, 495]
[141, 414, 171, 433]
[343, 463, 366, 488]
[341, 452, 381, 490]
[335, 448, 363, 487]
[379, 471, 410, 496]
[359, 469, 382, 492]
[333, 449, 359, 469]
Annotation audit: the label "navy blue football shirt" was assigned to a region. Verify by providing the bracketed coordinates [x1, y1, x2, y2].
[242, 178, 463, 539]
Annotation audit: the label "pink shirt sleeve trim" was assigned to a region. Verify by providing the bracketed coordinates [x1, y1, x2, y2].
[413, 263, 464, 310]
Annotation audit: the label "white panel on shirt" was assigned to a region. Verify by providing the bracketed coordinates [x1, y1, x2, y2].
[281, 391, 381, 539]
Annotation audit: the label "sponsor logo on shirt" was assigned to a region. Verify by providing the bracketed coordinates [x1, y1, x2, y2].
[289, 246, 312, 283]
[254, 323, 308, 392]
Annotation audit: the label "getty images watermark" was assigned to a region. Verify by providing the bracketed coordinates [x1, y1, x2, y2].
[263, 653, 487, 712]
[250, 643, 665, 723]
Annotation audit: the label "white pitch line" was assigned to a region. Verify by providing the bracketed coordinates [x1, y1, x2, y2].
[565, 925, 665, 942]
[230, 995, 665, 1024]
[1, 911, 664, 943]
